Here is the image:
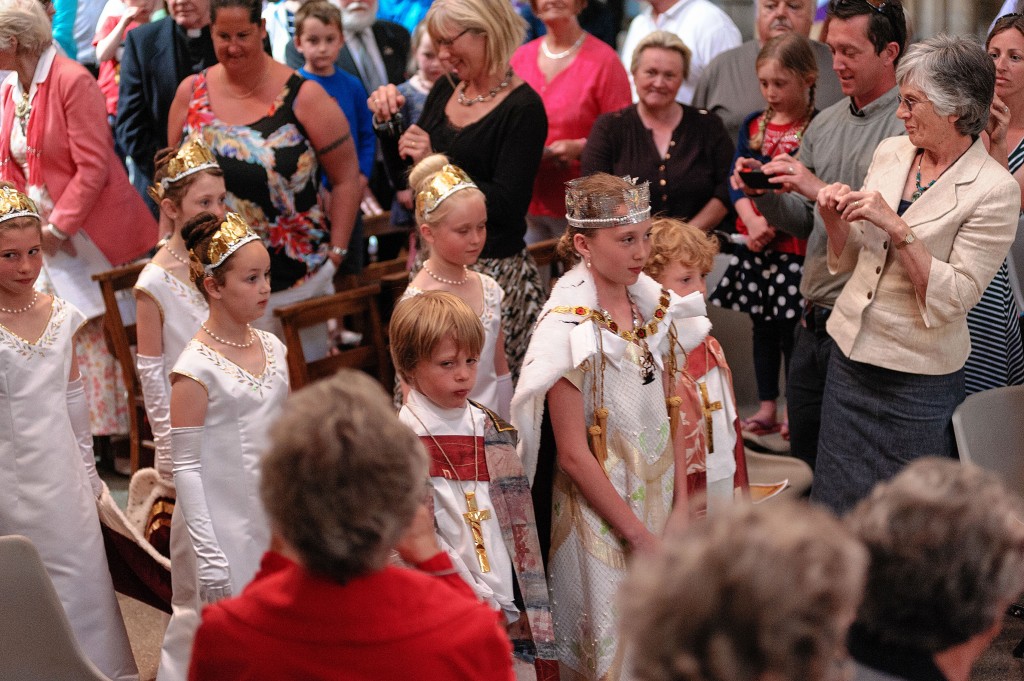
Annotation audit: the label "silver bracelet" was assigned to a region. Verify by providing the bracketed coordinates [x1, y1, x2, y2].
[47, 223, 69, 241]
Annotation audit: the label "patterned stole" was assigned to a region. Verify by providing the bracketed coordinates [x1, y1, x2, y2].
[683, 338, 749, 496]
[470, 401, 558, 677]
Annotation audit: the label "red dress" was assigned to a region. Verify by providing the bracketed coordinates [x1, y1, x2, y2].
[188, 551, 515, 681]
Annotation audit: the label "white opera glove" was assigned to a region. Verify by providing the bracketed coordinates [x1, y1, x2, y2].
[137, 354, 173, 481]
[171, 426, 232, 604]
[67, 377, 104, 499]
[495, 373, 513, 422]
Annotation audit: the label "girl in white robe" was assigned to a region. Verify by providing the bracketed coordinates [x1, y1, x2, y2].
[512, 175, 709, 680]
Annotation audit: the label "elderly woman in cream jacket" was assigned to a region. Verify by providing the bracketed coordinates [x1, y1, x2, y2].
[812, 35, 1021, 514]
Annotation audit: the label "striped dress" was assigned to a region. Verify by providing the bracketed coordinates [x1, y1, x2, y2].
[963, 138, 1024, 394]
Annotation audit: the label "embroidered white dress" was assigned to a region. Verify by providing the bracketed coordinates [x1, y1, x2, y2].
[0, 297, 138, 681]
[135, 263, 209, 374]
[551, 339, 675, 680]
[135, 263, 207, 681]
[398, 389, 518, 621]
[402, 272, 507, 417]
[157, 330, 288, 681]
[512, 263, 712, 681]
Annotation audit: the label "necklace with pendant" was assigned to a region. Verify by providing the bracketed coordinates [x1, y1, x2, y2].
[407, 404, 492, 573]
[14, 91, 30, 135]
[912, 150, 935, 202]
[600, 292, 656, 385]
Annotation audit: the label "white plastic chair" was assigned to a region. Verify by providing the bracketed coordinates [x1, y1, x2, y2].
[0, 535, 112, 681]
[951, 384, 1024, 657]
[951, 384, 1024, 498]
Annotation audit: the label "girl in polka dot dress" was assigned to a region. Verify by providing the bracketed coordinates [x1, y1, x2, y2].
[709, 33, 817, 436]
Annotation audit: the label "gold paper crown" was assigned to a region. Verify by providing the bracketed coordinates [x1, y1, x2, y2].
[204, 213, 260, 274]
[0, 185, 40, 225]
[415, 164, 479, 217]
[161, 138, 219, 190]
[565, 176, 651, 228]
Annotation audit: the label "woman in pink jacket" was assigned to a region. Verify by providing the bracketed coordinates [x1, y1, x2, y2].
[0, 0, 157, 436]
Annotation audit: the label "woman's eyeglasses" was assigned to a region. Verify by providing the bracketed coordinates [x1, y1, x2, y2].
[436, 28, 472, 48]
[896, 94, 930, 113]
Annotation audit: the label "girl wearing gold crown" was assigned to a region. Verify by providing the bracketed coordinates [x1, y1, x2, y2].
[399, 154, 512, 419]
[160, 211, 289, 681]
[0, 184, 138, 680]
[135, 139, 225, 485]
[511, 174, 709, 680]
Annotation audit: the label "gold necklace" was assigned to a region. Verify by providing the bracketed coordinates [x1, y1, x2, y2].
[221, 68, 260, 99]
[407, 403, 492, 573]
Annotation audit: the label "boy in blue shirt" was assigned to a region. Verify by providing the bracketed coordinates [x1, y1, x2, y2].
[295, 0, 377, 243]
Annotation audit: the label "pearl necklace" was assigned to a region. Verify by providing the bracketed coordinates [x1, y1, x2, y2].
[163, 242, 191, 268]
[201, 322, 256, 348]
[424, 262, 469, 286]
[0, 290, 38, 315]
[457, 69, 513, 106]
[541, 32, 585, 60]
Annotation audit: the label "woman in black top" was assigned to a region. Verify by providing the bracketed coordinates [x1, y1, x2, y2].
[368, 0, 548, 379]
[582, 31, 733, 231]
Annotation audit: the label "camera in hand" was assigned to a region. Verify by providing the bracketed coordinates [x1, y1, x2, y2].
[740, 169, 776, 190]
[373, 111, 410, 190]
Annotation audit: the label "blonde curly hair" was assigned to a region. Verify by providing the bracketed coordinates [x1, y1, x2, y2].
[644, 217, 719, 281]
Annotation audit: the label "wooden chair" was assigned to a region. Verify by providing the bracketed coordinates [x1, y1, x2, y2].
[0, 535, 112, 681]
[274, 283, 392, 390]
[357, 256, 408, 285]
[92, 262, 153, 474]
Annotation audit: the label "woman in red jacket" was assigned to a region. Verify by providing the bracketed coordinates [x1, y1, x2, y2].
[188, 370, 515, 681]
[0, 0, 157, 436]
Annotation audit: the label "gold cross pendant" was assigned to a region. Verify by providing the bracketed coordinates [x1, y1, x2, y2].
[698, 382, 723, 454]
[462, 491, 492, 573]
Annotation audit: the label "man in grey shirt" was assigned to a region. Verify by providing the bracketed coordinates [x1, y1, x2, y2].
[741, 0, 907, 470]
[692, 0, 844, 143]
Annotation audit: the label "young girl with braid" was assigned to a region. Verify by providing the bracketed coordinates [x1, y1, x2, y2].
[710, 33, 818, 437]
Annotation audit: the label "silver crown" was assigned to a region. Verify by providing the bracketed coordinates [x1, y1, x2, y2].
[565, 176, 651, 229]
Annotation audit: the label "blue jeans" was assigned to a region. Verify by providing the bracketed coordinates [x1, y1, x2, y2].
[811, 348, 964, 515]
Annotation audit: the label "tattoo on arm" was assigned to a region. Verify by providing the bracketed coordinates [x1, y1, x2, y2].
[317, 132, 351, 156]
